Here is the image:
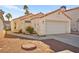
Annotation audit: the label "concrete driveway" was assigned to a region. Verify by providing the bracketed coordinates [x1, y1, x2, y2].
[49, 34, 79, 48]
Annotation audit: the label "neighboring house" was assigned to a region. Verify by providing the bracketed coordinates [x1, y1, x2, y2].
[0, 13, 4, 31]
[4, 21, 11, 30]
[31, 7, 71, 35]
[0, 12, 5, 38]
[11, 13, 33, 33]
[65, 7, 79, 32]
[0, 17, 4, 31]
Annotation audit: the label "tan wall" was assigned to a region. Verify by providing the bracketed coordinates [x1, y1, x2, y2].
[32, 19, 46, 35]
[0, 19, 5, 38]
[21, 20, 32, 33]
[11, 18, 32, 33]
[11, 20, 15, 32]
[11, 19, 23, 32]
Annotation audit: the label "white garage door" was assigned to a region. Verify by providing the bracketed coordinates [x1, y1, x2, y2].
[46, 21, 68, 34]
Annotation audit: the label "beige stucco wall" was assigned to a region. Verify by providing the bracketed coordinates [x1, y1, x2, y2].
[0, 18, 5, 38]
[31, 11, 71, 35]
[21, 20, 32, 33]
[11, 18, 32, 33]
[65, 9, 79, 32]
[11, 20, 15, 32]
[21, 13, 44, 34]
[31, 18, 46, 35]
[11, 19, 23, 32]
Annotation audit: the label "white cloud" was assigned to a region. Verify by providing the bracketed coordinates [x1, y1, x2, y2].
[4, 5, 24, 12]
[1, 5, 24, 20]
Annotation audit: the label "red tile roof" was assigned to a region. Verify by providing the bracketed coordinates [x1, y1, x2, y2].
[12, 13, 34, 21]
[12, 7, 79, 21]
[31, 8, 72, 20]
[12, 12, 44, 21]
[30, 12, 44, 20]
[65, 7, 79, 12]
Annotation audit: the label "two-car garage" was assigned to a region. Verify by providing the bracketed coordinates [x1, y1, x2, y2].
[45, 20, 70, 35]
[32, 9, 71, 36]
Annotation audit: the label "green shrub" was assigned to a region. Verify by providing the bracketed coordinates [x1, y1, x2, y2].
[26, 26, 34, 34]
[4, 27, 11, 31]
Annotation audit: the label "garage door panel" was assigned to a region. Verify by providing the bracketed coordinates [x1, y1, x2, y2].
[46, 22, 67, 34]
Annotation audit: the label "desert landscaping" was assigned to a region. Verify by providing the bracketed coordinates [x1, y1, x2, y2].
[0, 37, 54, 53]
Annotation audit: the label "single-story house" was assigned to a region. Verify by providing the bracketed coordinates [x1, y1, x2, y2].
[11, 13, 33, 32]
[21, 12, 44, 34]
[31, 7, 71, 35]
[11, 12, 44, 34]
[65, 7, 79, 32]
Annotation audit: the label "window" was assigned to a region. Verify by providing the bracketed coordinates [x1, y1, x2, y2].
[14, 23, 16, 29]
[25, 21, 31, 23]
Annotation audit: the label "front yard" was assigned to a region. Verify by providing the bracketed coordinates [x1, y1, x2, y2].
[0, 38, 53, 53]
[0, 31, 79, 53]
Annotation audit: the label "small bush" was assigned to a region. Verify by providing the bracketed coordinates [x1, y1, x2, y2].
[26, 26, 34, 34]
[4, 27, 11, 31]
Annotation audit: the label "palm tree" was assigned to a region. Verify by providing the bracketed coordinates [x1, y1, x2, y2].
[23, 5, 29, 15]
[60, 6, 66, 9]
[0, 9, 4, 21]
[0, 9, 4, 14]
[5, 13, 12, 21]
[0, 9, 5, 30]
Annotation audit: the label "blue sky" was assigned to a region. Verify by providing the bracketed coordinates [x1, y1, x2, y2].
[0, 5, 79, 20]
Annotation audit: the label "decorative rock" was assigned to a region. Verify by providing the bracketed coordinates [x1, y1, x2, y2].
[21, 43, 37, 50]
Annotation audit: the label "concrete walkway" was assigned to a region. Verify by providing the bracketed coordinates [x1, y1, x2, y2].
[7, 31, 79, 48]
[7, 31, 44, 40]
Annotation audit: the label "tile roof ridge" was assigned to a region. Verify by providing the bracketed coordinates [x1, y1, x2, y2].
[65, 7, 79, 12]
[12, 13, 34, 20]
[62, 12, 72, 20]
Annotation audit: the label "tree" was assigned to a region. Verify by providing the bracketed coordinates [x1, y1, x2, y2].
[0, 9, 4, 21]
[0, 9, 4, 14]
[23, 5, 29, 15]
[60, 6, 66, 9]
[5, 13, 12, 21]
[0, 9, 5, 30]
